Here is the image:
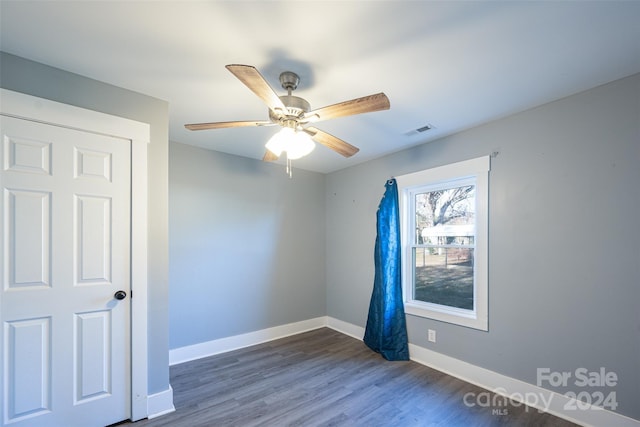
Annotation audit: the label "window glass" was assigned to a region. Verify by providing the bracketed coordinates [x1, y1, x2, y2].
[412, 184, 475, 309]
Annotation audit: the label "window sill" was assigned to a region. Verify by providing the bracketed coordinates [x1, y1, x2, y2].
[405, 302, 488, 331]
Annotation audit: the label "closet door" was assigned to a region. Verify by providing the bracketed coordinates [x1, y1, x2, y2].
[1, 116, 131, 427]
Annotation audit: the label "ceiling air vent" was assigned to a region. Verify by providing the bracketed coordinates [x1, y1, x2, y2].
[404, 123, 435, 136]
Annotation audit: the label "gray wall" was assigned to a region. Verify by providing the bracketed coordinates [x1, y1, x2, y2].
[326, 73, 640, 420]
[0, 52, 171, 395]
[168, 142, 326, 348]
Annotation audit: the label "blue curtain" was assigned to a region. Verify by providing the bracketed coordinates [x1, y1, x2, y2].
[363, 179, 409, 361]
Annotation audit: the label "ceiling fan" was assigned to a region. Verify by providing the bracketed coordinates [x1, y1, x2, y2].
[185, 64, 390, 163]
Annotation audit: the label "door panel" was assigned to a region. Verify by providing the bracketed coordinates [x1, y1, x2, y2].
[1, 116, 131, 427]
[74, 310, 111, 403]
[3, 135, 51, 175]
[4, 317, 52, 421]
[5, 189, 51, 289]
[76, 195, 112, 284]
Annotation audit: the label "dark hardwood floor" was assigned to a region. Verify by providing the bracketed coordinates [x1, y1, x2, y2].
[122, 328, 578, 427]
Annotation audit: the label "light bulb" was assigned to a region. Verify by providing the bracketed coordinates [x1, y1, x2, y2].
[265, 128, 315, 160]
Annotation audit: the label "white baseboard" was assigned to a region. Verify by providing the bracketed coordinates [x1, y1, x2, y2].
[326, 318, 640, 427]
[409, 344, 640, 427]
[166, 316, 639, 427]
[146, 386, 175, 419]
[326, 316, 365, 339]
[169, 316, 328, 365]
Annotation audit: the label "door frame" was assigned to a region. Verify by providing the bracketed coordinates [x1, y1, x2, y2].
[0, 88, 150, 421]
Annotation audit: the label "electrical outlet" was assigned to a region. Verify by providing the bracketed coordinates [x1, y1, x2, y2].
[428, 329, 436, 343]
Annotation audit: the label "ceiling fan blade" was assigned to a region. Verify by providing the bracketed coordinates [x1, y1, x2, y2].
[303, 92, 390, 122]
[226, 64, 286, 112]
[262, 150, 279, 162]
[184, 120, 273, 131]
[304, 127, 360, 158]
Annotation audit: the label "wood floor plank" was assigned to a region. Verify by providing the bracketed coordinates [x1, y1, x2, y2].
[120, 328, 578, 427]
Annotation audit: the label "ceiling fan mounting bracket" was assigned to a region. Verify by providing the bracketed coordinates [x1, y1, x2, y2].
[279, 71, 300, 91]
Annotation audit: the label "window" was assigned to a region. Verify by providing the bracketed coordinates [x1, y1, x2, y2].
[397, 156, 490, 330]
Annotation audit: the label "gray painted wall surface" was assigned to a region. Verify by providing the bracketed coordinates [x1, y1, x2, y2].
[0, 52, 171, 395]
[168, 142, 326, 348]
[325, 73, 640, 420]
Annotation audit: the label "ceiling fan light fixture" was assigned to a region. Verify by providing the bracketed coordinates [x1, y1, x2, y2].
[186, 65, 391, 168]
[265, 127, 315, 160]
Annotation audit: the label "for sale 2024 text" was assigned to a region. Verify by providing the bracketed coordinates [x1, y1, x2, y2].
[537, 367, 618, 411]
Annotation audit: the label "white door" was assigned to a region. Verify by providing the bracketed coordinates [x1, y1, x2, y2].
[0, 115, 131, 427]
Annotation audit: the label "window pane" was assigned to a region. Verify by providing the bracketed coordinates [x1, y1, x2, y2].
[414, 185, 475, 245]
[413, 247, 474, 310]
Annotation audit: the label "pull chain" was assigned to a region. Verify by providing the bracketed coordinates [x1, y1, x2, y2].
[286, 153, 293, 178]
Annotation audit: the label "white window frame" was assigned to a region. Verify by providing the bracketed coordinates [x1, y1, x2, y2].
[396, 156, 490, 331]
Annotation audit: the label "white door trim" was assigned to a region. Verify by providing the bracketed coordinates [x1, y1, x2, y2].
[0, 88, 150, 421]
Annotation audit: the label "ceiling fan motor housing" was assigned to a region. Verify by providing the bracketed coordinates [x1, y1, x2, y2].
[269, 95, 310, 126]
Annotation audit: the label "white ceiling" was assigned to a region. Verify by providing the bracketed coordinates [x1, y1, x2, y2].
[2, 1, 639, 173]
